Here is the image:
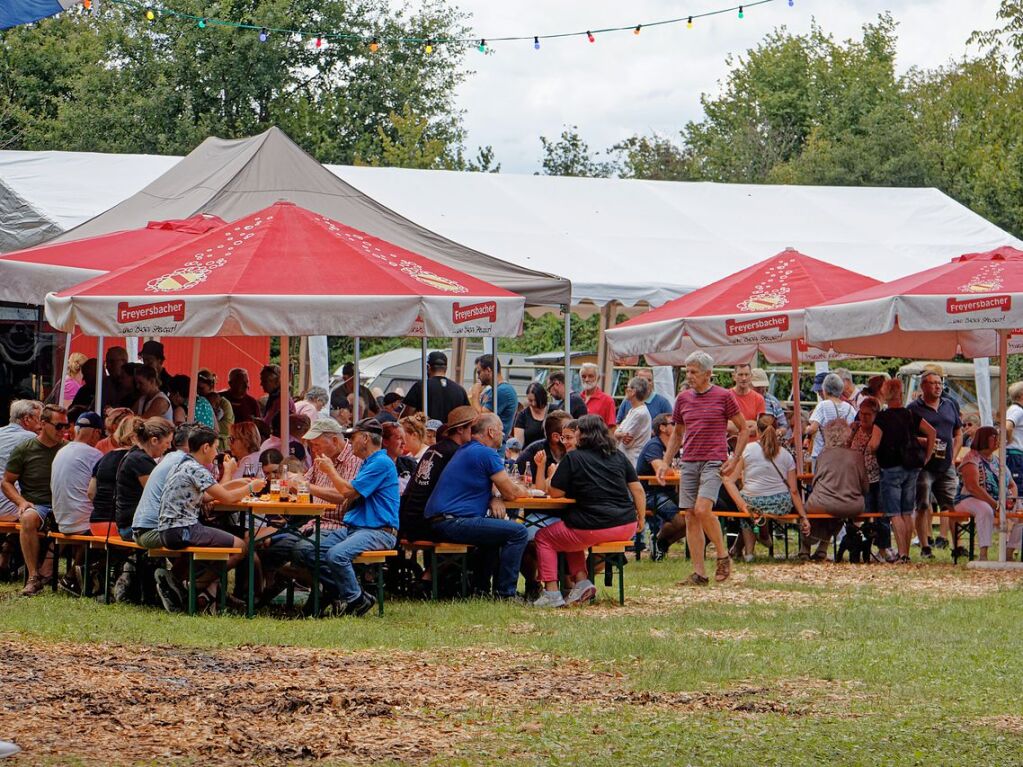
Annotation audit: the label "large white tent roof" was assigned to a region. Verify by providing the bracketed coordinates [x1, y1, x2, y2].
[2, 148, 1021, 307]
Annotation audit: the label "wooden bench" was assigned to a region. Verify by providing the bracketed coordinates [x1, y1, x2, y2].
[353, 549, 399, 616]
[712, 510, 883, 560]
[586, 541, 632, 605]
[400, 540, 473, 600]
[147, 546, 243, 615]
[48, 532, 108, 596]
[934, 511, 1023, 563]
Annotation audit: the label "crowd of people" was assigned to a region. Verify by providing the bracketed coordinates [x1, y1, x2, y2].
[2, 347, 1020, 617]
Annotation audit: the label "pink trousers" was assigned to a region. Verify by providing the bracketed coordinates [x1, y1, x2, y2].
[535, 520, 638, 582]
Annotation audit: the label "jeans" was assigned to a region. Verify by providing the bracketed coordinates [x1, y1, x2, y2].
[298, 526, 396, 603]
[880, 466, 919, 517]
[431, 516, 528, 597]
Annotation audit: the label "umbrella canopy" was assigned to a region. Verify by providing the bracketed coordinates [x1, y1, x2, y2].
[605, 248, 881, 364]
[0, 214, 226, 305]
[804, 246, 1023, 358]
[45, 201, 525, 339]
[0, 0, 81, 29]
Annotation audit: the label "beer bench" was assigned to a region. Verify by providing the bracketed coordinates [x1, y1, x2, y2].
[586, 541, 633, 605]
[711, 510, 883, 560]
[935, 511, 1023, 563]
[353, 549, 398, 616]
[400, 540, 473, 600]
[147, 546, 242, 615]
[48, 532, 107, 596]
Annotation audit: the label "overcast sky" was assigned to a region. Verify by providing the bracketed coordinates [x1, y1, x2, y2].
[450, 0, 1004, 173]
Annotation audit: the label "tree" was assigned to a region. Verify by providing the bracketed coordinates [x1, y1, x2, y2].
[0, 0, 492, 168]
[537, 126, 615, 177]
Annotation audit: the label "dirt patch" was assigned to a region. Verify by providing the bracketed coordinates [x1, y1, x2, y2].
[976, 715, 1023, 734]
[0, 636, 857, 765]
[737, 562, 1023, 597]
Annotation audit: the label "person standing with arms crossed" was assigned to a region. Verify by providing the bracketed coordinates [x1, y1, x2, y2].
[656, 351, 747, 584]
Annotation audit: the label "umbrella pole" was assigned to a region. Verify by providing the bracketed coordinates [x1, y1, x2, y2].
[563, 306, 571, 401]
[353, 337, 361, 422]
[790, 340, 805, 475]
[493, 336, 500, 439]
[188, 338, 201, 422]
[999, 329, 1009, 563]
[421, 336, 429, 418]
[281, 336, 290, 457]
[95, 336, 105, 414]
[58, 332, 72, 408]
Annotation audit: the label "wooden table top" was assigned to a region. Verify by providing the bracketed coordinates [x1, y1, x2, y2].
[638, 474, 679, 482]
[509, 496, 575, 510]
[216, 498, 334, 515]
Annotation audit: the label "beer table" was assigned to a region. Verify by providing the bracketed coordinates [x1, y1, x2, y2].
[216, 497, 333, 618]
[638, 473, 679, 483]
[508, 496, 575, 532]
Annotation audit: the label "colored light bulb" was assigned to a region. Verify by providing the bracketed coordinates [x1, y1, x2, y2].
[634, 25, 641, 35]
[586, 30, 595, 43]
[198, 18, 206, 28]
[478, 38, 486, 52]
[259, 27, 268, 42]
[145, 8, 155, 20]
[738, 5, 744, 18]
[369, 38, 379, 52]
[425, 41, 433, 53]
[687, 16, 693, 29]
[534, 36, 540, 50]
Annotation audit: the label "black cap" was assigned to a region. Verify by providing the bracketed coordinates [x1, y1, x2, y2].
[383, 392, 404, 406]
[427, 351, 447, 369]
[343, 418, 384, 437]
[140, 340, 165, 360]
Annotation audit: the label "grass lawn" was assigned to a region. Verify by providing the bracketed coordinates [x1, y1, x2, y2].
[1, 548, 1022, 766]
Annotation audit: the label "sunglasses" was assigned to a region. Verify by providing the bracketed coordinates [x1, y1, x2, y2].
[47, 421, 70, 430]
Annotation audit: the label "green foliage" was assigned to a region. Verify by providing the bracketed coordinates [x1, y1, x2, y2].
[538, 125, 616, 177]
[0, 0, 492, 168]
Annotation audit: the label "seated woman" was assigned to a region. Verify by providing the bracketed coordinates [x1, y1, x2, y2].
[801, 419, 868, 561]
[723, 414, 809, 562]
[229, 421, 264, 478]
[89, 416, 141, 535]
[95, 407, 134, 454]
[955, 426, 1020, 561]
[260, 414, 311, 468]
[849, 396, 896, 562]
[534, 415, 645, 608]
[114, 418, 175, 541]
[400, 413, 430, 462]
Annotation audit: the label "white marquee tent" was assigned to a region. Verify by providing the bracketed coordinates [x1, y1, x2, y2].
[3, 147, 1021, 310]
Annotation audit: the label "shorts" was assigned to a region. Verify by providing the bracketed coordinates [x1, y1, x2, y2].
[679, 461, 723, 509]
[915, 465, 958, 511]
[1007, 450, 1023, 492]
[738, 491, 792, 529]
[22, 504, 52, 522]
[159, 523, 236, 550]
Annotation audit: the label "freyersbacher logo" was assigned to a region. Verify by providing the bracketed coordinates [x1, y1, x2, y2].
[946, 295, 1011, 314]
[453, 301, 497, 324]
[725, 314, 789, 337]
[117, 300, 186, 324]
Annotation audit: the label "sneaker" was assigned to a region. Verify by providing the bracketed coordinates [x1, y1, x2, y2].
[933, 536, 949, 550]
[920, 546, 934, 560]
[0, 741, 21, 758]
[714, 556, 732, 583]
[564, 579, 596, 606]
[531, 590, 567, 608]
[20, 575, 45, 597]
[154, 568, 185, 613]
[743, 554, 755, 563]
[345, 591, 377, 617]
[650, 539, 667, 562]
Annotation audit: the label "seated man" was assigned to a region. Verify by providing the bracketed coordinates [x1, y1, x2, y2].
[154, 426, 265, 612]
[3, 404, 68, 597]
[424, 413, 529, 600]
[300, 418, 399, 617]
[132, 422, 195, 548]
[637, 413, 682, 560]
[51, 412, 104, 537]
[0, 399, 42, 576]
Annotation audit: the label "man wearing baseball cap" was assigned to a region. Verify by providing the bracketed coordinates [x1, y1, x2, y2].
[140, 340, 173, 392]
[402, 351, 470, 424]
[51, 413, 103, 539]
[299, 418, 399, 617]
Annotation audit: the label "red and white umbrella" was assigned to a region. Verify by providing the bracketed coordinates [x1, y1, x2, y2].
[805, 246, 1023, 359]
[45, 202, 525, 339]
[605, 248, 881, 364]
[0, 214, 227, 306]
[805, 246, 1023, 564]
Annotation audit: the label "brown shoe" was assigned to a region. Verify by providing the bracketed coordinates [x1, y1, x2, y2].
[678, 572, 709, 586]
[21, 575, 45, 597]
[715, 556, 732, 583]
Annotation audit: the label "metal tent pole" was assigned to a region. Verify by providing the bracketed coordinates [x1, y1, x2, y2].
[790, 340, 805, 474]
[280, 336, 290, 453]
[95, 336, 105, 413]
[998, 329, 1009, 563]
[188, 338, 201, 421]
[563, 306, 572, 401]
[58, 332, 72, 408]
[353, 337, 361, 422]
[421, 336, 429, 418]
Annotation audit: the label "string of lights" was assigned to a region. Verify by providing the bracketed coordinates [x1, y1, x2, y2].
[93, 0, 789, 53]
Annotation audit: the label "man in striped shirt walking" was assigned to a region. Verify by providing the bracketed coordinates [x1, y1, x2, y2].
[657, 351, 747, 584]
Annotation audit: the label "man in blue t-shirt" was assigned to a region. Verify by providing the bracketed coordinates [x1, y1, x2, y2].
[300, 418, 399, 617]
[425, 413, 529, 599]
[471, 354, 518, 440]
